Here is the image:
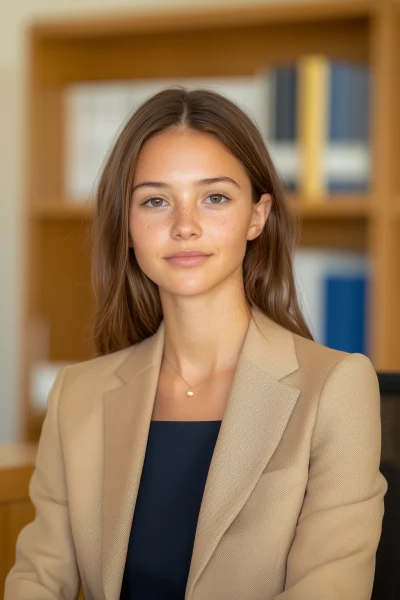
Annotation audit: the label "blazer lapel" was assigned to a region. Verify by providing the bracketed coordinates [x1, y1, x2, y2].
[101, 306, 301, 600]
[184, 307, 301, 599]
[101, 324, 166, 600]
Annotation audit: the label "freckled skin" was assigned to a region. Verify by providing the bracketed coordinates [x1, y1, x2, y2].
[129, 128, 271, 300]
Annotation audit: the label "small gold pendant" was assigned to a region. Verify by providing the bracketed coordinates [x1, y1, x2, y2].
[186, 389, 194, 397]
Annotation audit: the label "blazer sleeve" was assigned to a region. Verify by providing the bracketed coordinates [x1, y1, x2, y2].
[4, 365, 80, 600]
[273, 352, 388, 600]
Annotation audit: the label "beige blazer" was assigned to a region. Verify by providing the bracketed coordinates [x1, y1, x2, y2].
[5, 306, 387, 600]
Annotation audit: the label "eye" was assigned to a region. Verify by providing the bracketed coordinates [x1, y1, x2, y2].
[141, 197, 168, 209]
[140, 192, 230, 210]
[205, 193, 229, 205]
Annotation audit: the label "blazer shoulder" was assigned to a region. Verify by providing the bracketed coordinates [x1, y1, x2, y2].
[291, 331, 375, 387]
[50, 344, 146, 422]
[293, 331, 347, 364]
[61, 344, 135, 391]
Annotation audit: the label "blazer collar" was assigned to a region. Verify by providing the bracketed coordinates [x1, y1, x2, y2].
[101, 305, 301, 600]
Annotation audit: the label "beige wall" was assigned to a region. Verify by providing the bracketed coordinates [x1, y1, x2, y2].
[0, 0, 318, 442]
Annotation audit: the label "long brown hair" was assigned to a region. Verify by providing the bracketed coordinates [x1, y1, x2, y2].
[89, 85, 314, 355]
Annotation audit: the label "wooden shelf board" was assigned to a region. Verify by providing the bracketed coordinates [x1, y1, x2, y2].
[31, 1, 377, 40]
[289, 195, 372, 218]
[32, 201, 94, 219]
[33, 19, 370, 84]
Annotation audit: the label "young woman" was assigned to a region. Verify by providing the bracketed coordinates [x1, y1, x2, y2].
[6, 87, 387, 600]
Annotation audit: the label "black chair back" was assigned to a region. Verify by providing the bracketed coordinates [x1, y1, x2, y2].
[371, 372, 400, 600]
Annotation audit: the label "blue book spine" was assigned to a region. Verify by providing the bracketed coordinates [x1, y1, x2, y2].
[327, 180, 369, 193]
[275, 65, 298, 141]
[323, 275, 367, 354]
[329, 61, 370, 142]
[327, 60, 371, 193]
[273, 64, 298, 192]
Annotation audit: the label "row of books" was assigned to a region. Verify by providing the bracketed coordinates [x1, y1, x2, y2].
[295, 248, 368, 355]
[65, 55, 370, 201]
[30, 249, 369, 410]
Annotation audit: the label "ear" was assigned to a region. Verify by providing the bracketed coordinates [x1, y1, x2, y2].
[246, 193, 272, 241]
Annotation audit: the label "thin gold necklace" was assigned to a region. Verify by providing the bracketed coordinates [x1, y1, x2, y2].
[163, 348, 242, 397]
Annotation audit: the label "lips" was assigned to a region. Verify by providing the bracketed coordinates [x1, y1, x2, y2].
[165, 254, 211, 267]
[166, 251, 210, 258]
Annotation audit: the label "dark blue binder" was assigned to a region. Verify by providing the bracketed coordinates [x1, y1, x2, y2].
[323, 274, 367, 354]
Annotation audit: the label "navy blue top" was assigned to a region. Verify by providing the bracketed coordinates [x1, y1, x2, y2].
[120, 420, 222, 600]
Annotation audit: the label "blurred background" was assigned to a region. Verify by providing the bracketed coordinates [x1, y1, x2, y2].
[1, 0, 400, 446]
[2, 2, 400, 596]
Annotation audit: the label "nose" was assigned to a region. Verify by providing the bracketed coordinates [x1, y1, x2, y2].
[170, 205, 202, 240]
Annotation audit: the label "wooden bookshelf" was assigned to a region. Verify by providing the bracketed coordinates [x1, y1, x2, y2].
[0, 444, 36, 593]
[22, 0, 400, 442]
[0, 443, 84, 596]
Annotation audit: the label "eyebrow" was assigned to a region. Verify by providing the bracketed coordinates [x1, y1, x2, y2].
[131, 176, 241, 193]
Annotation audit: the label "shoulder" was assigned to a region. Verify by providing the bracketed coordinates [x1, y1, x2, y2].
[50, 344, 146, 423]
[58, 344, 137, 397]
[291, 331, 377, 394]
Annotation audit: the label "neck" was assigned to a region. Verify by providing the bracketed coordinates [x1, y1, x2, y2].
[160, 295, 252, 383]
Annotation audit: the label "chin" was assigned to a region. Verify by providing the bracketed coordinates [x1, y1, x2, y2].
[163, 285, 212, 297]
[158, 276, 217, 297]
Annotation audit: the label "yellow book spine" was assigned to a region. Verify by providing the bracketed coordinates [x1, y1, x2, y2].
[297, 54, 329, 201]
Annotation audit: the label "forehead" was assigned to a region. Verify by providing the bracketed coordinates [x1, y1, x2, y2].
[133, 128, 250, 185]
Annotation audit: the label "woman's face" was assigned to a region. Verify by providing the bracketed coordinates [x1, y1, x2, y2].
[129, 127, 271, 298]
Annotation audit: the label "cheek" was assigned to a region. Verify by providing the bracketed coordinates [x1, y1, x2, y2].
[129, 214, 166, 247]
[210, 213, 246, 249]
